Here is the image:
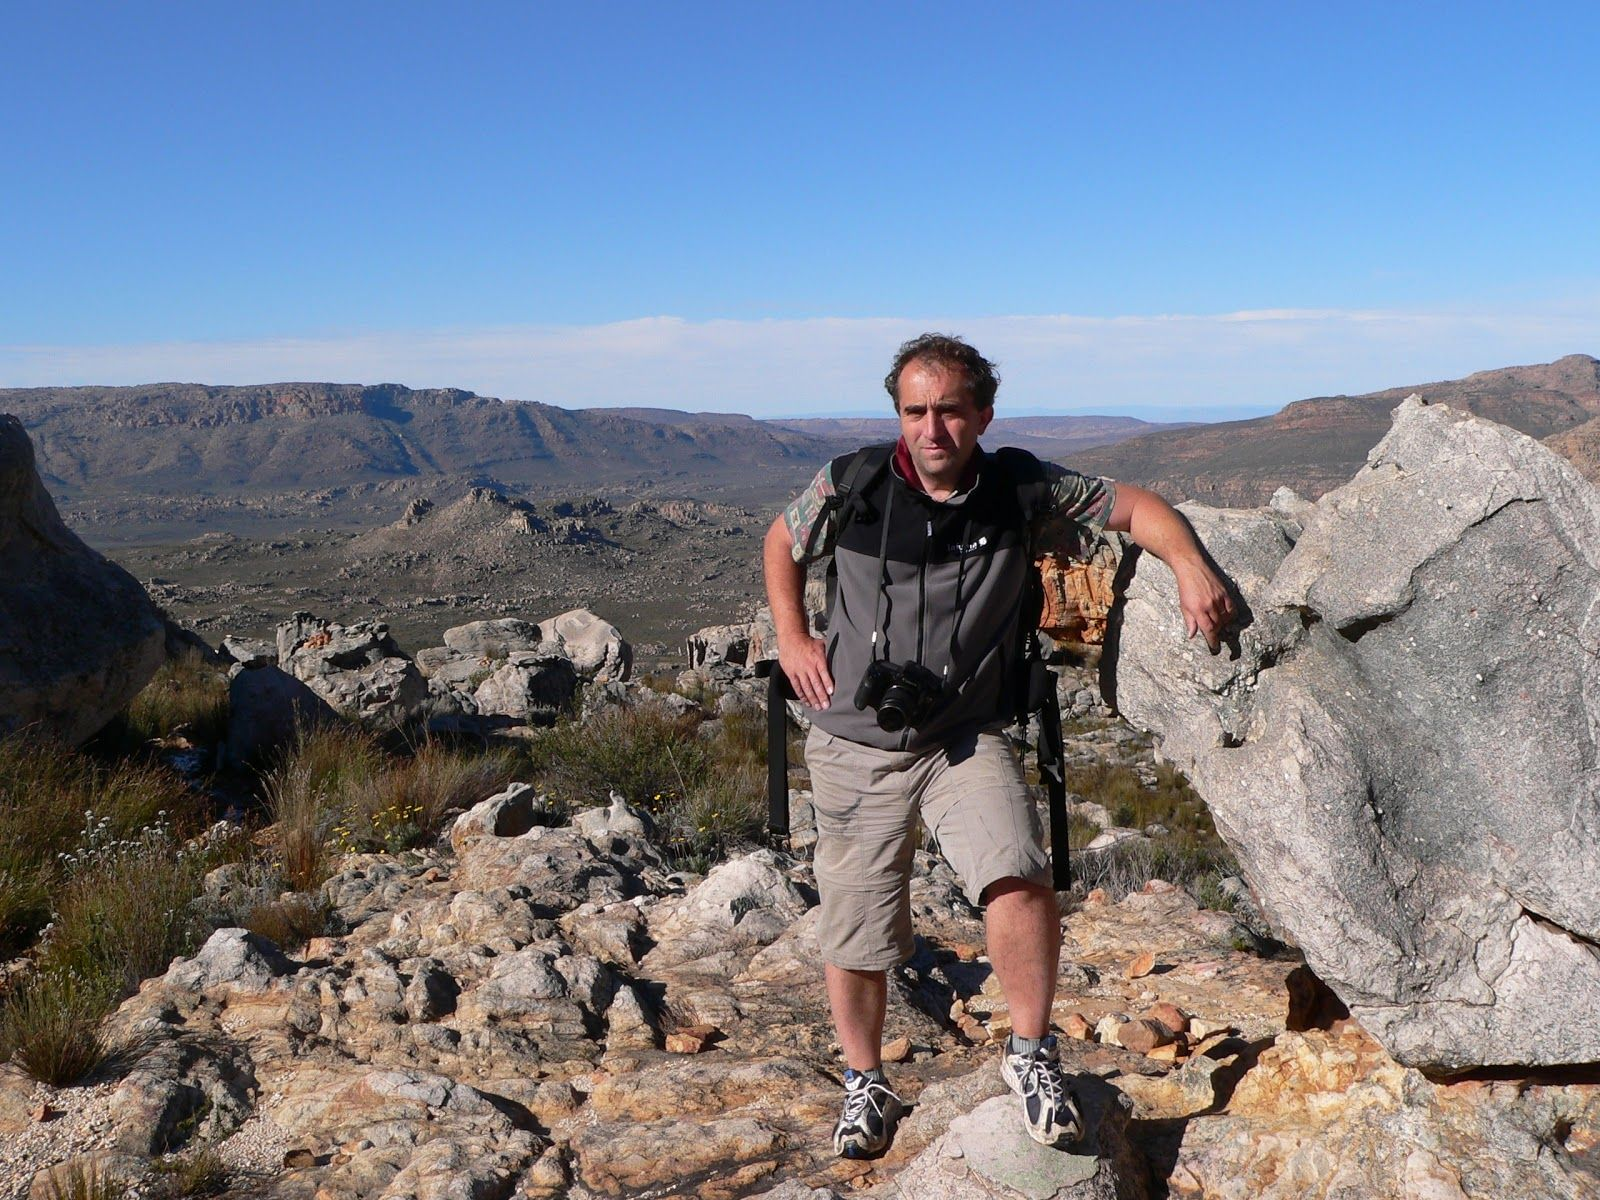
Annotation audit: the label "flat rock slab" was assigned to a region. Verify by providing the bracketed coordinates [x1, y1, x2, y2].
[888, 1079, 1147, 1200]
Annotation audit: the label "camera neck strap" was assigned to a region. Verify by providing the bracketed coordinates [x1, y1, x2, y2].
[868, 483, 895, 662]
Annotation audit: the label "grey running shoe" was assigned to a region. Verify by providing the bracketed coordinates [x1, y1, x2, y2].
[1001, 1034, 1084, 1147]
[833, 1069, 905, 1158]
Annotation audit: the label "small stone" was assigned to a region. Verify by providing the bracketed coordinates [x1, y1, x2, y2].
[283, 1148, 317, 1169]
[1125, 951, 1156, 979]
[1189, 1018, 1233, 1041]
[1143, 1002, 1190, 1035]
[1147, 1042, 1182, 1064]
[953, 942, 983, 962]
[666, 1024, 719, 1054]
[31, 1102, 56, 1122]
[1117, 1018, 1176, 1055]
[1062, 1013, 1094, 1041]
[882, 1036, 913, 1063]
[1094, 1015, 1125, 1045]
[1083, 888, 1109, 906]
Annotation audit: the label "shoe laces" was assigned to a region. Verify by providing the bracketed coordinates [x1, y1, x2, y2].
[1019, 1048, 1067, 1110]
[842, 1074, 894, 1128]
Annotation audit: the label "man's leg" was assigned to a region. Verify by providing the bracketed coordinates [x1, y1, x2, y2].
[921, 733, 1083, 1147]
[826, 964, 888, 1070]
[982, 877, 1060, 1040]
[804, 727, 916, 1157]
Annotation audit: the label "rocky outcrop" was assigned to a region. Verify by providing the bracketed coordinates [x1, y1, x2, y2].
[1107, 397, 1600, 1072]
[276, 613, 428, 726]
[537, 608, 632, 682]
[224, 664, 338, 766]
[1040, 541, 1122, 646]
[0, 415, 166, 744]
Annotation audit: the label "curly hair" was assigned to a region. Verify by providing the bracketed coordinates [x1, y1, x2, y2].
[883, 333, 1001, 411]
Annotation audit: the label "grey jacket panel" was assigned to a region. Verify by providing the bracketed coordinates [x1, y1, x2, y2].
[810, 451, 1033, 752]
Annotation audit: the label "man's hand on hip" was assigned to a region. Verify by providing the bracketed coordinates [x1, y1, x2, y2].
[780, 635, 834, 710]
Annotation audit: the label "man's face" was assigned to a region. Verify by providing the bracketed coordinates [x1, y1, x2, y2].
[896, 359, 994, 491]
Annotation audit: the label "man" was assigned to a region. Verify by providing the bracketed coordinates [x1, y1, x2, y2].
[762, 333, 1234, 1158]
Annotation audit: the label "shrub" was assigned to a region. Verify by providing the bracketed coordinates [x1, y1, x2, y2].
[42, 815, 213, 999]
[262, 723, 385, 890]
[340, 739, 518, 853]
[152, 1146, 229, 1198]
[662, 762, 766, 871]
[0, 970, 116, 1086]
[530, 706, 709, 811]
[94, 650, 231, 754]
[242, 895, 332, 953]
[1072, 831, 1239, 906]
[0, 737, 194, 959]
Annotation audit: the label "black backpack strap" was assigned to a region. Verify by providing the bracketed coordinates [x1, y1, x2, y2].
[1040, 678, 1071, 891]
[758, 660, 792, 836]
[992, 446, 1071, 891]
[818, 443, 895, 628]
[762, 444, 894, 839]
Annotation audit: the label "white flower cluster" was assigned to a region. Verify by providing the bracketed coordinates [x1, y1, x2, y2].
[56, 807, 178, 876]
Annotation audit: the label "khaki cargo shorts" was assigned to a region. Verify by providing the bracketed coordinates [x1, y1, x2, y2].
[804, 725, 1052, 971]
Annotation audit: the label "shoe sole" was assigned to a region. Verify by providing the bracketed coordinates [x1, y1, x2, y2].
[1002, 1057, 1084, 1147]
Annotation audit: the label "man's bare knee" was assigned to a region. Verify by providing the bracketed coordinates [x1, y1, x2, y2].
[981, 876, 1057, 909]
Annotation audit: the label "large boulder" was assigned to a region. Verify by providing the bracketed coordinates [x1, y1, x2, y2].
[0, 417, 167, 744]
[224, 663, 338, 766]
[537, 608, 631, 682]
[276, 613, 427, 726]
[1107, 397, 1600, 1071]
[472, 653, 580, 723]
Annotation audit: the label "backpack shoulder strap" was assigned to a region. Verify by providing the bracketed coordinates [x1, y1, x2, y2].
[991, 446, 1052, 546]
[993, 446, 1072, 891]
[832, 442, 895, 523]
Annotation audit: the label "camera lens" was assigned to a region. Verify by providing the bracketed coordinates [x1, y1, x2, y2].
[875, 683, 914, 732]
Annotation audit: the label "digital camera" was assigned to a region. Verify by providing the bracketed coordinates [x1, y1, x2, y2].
[852, 659, 944, 733]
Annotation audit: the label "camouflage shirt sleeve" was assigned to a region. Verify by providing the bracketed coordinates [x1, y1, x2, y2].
[781, 462, 838, 565]
[1033, 463, 1117, 561]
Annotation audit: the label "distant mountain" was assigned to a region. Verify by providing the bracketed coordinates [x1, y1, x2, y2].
[771, 414, 1190, 460]
[0, 382, 833, 500]
[1067, 355, 1600, 506]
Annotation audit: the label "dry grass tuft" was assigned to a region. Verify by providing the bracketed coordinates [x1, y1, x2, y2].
[0, 971, 116, 1087]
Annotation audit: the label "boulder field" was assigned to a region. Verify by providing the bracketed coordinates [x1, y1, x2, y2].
[6, 783, 1597, 1199]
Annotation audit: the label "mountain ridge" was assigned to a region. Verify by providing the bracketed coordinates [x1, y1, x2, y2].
[1067, 353, 1600, 505]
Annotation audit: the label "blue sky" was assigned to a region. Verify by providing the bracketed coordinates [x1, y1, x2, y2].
[3, 2, 1598, 418]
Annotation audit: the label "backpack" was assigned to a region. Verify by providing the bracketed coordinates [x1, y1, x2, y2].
[765, 442, 1073, 891]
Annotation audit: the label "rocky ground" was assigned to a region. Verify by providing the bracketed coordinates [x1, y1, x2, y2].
[5, 742, 1595, 1199]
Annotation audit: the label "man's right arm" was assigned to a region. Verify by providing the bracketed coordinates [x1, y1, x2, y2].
[762, 514, 834, 710]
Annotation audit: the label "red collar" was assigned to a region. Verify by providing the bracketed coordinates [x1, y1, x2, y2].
[893, 437, 981, 495]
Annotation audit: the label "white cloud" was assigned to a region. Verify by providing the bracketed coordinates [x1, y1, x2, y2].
[3, 303, 1597, 421]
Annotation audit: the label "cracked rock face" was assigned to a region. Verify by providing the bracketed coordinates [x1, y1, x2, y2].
[0, 416, 167, 744]
[1107, 398, 1600, 1071]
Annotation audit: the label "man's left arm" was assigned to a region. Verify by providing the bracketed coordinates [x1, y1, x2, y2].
[1105, 483, 1235, 652]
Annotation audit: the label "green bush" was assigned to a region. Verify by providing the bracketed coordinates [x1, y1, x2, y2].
[341, 739, 518, 853]
[0, 736, 194, 959]
[42, 817, 214, 996]
[94, 650, 231, 754]
[528, 706, 710, 811]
